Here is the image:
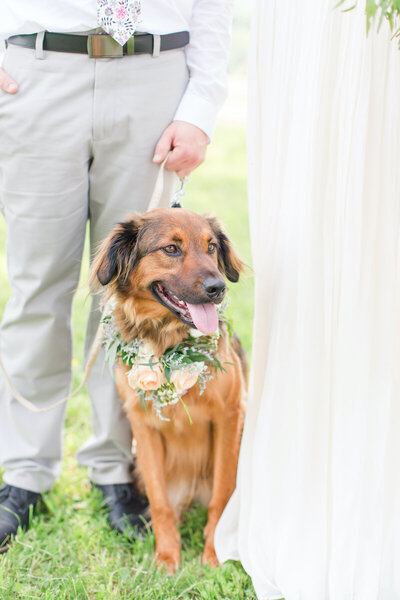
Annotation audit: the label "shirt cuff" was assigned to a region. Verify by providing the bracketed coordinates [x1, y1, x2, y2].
[173, 90, 219, 142]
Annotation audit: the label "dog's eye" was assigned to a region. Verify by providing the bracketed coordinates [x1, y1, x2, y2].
[163, 244, 180, 256]
[208, 243, 217, 254]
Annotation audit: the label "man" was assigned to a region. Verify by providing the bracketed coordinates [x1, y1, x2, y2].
[0, 0, 233, 550]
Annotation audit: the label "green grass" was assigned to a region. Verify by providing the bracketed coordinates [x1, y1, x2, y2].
[0, 124, 256, 599]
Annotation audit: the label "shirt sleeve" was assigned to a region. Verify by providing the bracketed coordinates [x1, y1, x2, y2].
[173, 0, 234, 141]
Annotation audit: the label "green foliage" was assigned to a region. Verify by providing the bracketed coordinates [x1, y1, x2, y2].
[0, 124, 256, 598]
[337, 0, 400, 37]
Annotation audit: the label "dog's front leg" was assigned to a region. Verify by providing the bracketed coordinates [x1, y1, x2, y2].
[127, 416, 181, 572]
[203, 405, 243, 567]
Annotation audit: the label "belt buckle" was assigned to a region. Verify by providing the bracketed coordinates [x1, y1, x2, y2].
[87, 34, 124, 58]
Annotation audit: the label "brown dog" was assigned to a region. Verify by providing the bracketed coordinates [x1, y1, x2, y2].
[90, 207, 246, 571]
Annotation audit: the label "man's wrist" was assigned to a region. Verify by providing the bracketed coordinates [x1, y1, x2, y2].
[172, 120, 209, 144]
[173, 91, 218, 142]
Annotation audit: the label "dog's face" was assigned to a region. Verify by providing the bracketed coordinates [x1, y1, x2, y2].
[93, 208, 243, 335]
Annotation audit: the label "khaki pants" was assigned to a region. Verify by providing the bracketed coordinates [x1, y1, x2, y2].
[0, 41, 188, 493]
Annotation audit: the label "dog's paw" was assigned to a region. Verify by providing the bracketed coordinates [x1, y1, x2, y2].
[156, 549, 181, 573]
[202, 545, 219, 568]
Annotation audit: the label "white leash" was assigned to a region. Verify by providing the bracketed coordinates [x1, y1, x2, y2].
[148, 153, 187, 210]
[0, 154, 187, 413]
[0, 324, 104, 413]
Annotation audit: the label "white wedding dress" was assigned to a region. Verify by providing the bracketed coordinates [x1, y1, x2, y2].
[214, 2, 400, 599]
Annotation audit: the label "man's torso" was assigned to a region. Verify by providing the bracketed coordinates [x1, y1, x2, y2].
[0, 0, 195, 40]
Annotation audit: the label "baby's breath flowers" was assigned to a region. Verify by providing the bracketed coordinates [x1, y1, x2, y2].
[101, 300, 232, 422]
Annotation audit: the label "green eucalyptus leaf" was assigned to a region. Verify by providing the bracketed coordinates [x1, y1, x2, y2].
[340, 0, 400, 39]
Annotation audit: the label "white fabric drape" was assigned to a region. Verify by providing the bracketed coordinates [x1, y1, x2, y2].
[214, 2, 400, 599]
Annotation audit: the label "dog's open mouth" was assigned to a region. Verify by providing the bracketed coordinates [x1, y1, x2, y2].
[151, 283, 219, 335]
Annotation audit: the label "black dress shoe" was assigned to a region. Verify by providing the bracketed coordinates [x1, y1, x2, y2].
[0, 484, 42, 552]
[94, 483, 150, 538]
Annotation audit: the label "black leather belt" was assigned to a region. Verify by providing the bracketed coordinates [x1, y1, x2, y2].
[7, 31, 190, 58]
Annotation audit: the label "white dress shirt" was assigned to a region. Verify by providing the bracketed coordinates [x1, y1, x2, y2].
[0, 0, 234, 138]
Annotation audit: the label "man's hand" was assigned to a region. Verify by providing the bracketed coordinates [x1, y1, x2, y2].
[153, 121, 208, 178]
[0, 67, 18, 94]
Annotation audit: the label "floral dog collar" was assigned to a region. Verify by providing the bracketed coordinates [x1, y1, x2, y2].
[101, 301, 231, 422]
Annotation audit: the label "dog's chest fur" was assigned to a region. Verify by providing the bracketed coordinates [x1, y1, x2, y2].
[149, 401, 215, 511]
[115, 334, 239, 514]
[127, 388, 216, 512]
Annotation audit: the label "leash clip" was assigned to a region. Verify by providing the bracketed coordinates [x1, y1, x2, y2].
[170, 177, 187, 208]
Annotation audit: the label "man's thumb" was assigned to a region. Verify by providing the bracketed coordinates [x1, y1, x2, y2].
[0, 68, 18, 94]
[153, 129, 173, 163]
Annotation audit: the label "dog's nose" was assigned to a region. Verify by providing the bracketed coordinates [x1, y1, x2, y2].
[202, 277, 226, 300]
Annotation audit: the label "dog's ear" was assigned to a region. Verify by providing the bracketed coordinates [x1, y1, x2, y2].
[206, 216, 244, 283]
[91, 218, 142, 288]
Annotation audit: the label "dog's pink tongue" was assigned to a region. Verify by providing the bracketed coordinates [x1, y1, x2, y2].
[186, 303, 218, 335]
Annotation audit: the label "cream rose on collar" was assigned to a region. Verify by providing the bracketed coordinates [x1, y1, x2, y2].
[171, 362, 205, 395]
[127, 362, 164, 391]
